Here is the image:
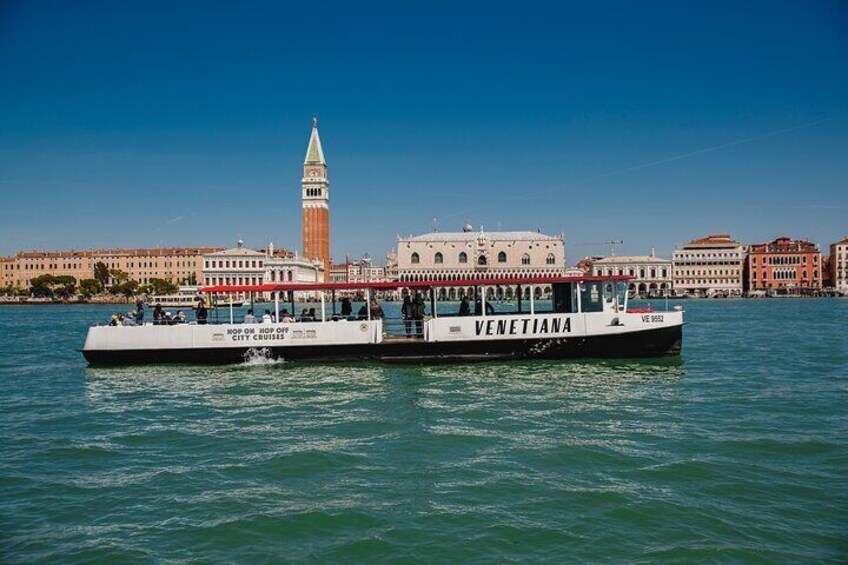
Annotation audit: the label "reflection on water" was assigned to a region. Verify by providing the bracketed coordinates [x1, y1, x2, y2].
[85, 357, 685, 401]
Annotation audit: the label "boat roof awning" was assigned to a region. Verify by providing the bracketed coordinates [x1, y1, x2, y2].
[201, 275, 633, 294]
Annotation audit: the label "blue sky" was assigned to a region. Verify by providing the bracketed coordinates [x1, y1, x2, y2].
[1, 0, 846, 262]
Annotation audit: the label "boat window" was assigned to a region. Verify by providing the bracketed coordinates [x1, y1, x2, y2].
[552, 283, 578, 313]
[580, 282, 604, 312]
[616, 281, 628, 309]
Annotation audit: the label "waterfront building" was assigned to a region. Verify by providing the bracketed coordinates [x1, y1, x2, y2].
[822, 255, 833, 290]
[202, 241, 266, 293]
[1, 246, 221, 292]
[830, 236, 848, 293]
[588, 249, 673, 297]
[328, 262, 349, 284]
[302, 118, 331, 282]
[396, 224, 565, 299]
[745, 237, 822, 294]
[672, 234, 745, 297]
[202, 241, 322, 299]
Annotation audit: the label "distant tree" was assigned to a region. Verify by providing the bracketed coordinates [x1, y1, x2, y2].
[79, 279, 100, 299]
[52, 275, 77, 299]
[109, 269, 129, 284]
[119, 280, 139, 300]
[29, 274, 56, 298]
[109, 280, 139, 302]
[149, 278, 179, 296]
[94, 261, 110, 291]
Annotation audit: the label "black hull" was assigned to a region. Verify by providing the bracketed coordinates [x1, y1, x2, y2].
[82, 325, 682, 366]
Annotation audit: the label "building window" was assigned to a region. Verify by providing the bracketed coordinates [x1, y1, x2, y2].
[498, 251, 507, 263]
[521, 254, 530, 265]
[546, 254, 555, 265]
[434, 252, 443, 264]
[411, 253, 420, 264]
[459, 252, 467, 264]
[478, 255, 488, 266]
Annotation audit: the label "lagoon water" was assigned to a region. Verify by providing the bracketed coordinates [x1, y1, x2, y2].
[1, 300, 847, 562]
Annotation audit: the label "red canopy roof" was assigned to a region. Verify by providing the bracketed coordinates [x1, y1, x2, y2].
[201, 274, 632, 294]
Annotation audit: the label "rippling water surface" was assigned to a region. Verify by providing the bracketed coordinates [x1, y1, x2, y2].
[1, 300, 847, 562]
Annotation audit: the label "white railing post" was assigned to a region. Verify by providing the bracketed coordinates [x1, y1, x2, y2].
[274, 291, 280, 322]
[529, 285, 535, 315]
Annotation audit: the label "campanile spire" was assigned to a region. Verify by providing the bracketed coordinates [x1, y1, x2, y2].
[302, 118, 330, 281]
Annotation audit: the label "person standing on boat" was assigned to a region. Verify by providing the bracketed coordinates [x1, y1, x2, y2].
[412, 292, 426, 337]
[196, 300, 208, 325]
[341, 297, 352, 318]
[401, 295, 414, 337]
[135, 301, 144, 325]
[369, 299, 384, 320]
[458, 297, 471, 316]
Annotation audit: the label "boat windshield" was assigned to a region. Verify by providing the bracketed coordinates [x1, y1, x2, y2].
[580, 281, 604, 313]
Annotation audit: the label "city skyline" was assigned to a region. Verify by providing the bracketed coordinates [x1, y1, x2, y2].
[1, 1, 846, 260]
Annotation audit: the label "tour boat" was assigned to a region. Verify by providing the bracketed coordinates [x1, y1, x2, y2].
[81, 275, 683, 365]
[147, 286, 243, 309]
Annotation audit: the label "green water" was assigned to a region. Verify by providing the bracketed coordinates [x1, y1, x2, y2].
[1, 300, 846, 562]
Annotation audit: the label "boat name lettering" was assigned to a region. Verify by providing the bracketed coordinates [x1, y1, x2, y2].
[226, 326, 290, 342]
[641, 315, 664, 323]
[474, 317, 571, 336]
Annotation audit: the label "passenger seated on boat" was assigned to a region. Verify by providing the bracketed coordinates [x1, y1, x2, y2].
[163, 311, 173, 324]
[262, 310, 273, 323]
[153, 304, 164, 325]
[244, 309, 256, 324]
[280, 309, 295, 323]
[121, 312, 137, 326]
[458, 297, 471, 316]
[474, 300, 495, 316]
[369, 299, 384, 320]
[174, 310, 187, 324]
[300, 308, 311, 322]
[357, 304, 368, 320]
[308, 307, 317, 322]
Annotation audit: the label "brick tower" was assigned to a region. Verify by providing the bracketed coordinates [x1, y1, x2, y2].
[302, 117, 330, 281]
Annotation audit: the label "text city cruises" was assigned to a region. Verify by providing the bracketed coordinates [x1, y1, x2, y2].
[81, 275, 684, 365]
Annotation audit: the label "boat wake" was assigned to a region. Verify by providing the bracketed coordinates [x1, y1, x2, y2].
[241, 348, 284, 366]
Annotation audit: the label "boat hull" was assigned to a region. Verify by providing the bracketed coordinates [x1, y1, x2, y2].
[82, 324, 682, 366]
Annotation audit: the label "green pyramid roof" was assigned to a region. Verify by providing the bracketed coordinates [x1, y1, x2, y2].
[304, 118, 326, 165]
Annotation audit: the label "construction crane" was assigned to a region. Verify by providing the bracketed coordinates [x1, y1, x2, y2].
[575, 240, 624, 257]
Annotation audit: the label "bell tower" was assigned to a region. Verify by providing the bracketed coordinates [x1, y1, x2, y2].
[302, 117, 330, 281]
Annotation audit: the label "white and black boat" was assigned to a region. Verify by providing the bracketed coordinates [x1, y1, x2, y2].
[81, 275, 683, 365]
